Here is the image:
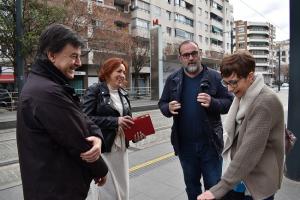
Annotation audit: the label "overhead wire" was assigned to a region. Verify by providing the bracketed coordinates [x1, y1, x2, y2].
[237, 0, 289, 39]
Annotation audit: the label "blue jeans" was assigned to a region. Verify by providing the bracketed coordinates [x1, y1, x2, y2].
[178, 143, 222, 200]
[244, 195, 274, 200]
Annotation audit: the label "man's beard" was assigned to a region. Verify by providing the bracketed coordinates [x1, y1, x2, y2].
[184, 64, 199, 74]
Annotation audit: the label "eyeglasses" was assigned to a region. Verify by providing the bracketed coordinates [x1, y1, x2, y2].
[221, 79, 241, 88]
[180, 51, 199, 59]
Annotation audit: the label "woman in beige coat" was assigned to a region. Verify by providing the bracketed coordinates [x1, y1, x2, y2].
[198, 51, 285, 200]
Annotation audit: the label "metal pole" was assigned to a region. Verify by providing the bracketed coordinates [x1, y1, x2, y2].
[285, 0, 300, 181]
[278, 46, 281, 92]
[16, 0, 25, 93]
[231, 29, 233, 54]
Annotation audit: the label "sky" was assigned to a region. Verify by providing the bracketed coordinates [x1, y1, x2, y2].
[230, 0, 290, 41]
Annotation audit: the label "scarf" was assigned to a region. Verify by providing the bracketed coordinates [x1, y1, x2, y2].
[223, 74, 265, 154]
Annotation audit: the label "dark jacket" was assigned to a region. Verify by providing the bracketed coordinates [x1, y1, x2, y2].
[158, 66, 233, 155]
[82, 82, 131, 152]
[16, 59, 108, 200]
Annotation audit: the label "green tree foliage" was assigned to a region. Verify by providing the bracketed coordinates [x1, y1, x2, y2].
[0, 0, 65, 69]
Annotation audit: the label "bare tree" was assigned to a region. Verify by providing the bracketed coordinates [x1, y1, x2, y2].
[0, 0, 65, 79]
[128, 36, 150, 97]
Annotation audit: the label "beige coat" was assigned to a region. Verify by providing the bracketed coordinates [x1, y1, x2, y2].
[210, 86, 285, 200]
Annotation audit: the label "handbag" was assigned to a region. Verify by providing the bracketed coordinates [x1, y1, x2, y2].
[285, 127, 297, 154]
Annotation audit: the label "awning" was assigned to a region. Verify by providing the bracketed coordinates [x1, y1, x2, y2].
[0, 74, 15, 83]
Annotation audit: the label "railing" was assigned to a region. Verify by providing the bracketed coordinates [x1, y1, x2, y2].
[126, 87, 151, 100]
[0, 87, 152, 111]
[0, 90, 18, 111]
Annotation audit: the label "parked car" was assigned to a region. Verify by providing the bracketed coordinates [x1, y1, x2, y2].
[0, 89, 12, 108]
[281, 83, 289, 87]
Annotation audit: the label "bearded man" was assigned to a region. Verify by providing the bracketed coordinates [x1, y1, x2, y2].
[158, 40, 233, 200]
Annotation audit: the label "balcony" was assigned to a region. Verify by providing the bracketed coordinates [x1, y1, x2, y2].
[248, 46, 269, 51]
[210, 7, 223, 18]
[210, 33, 223, 41]
[256, 62, 269, 67]
[210, 44, 223, 52]
[211, 19, 223, 30]
[253, 54, 269, 59]
[248, 37, 269, 43]
[248, 29, 269, 35]
[114, 0, 130, 5]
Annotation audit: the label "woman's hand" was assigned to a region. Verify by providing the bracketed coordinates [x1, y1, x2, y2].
[197, 190, 215, 200]
[132, 131, 146, 142]
[118, 115, 134, 130]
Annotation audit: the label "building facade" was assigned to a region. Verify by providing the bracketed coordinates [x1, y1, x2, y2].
[274, 39, 290, 83]
[233, 20, 276, 85]
[130, 0, 233, 82]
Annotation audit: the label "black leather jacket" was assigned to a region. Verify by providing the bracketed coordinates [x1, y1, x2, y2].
[82, 82, 131, 152]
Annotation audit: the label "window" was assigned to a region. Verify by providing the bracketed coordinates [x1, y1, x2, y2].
[282, 51, 286, 56]
[186, 32, 194, 40]
[174, 13, 194, 27]
[137, 0, 150, 13]
[175, 28, 186, 38]
[166, 10, 172, 20]
[238, 27, 245, 33]
[282, 58, 286, 62]
[167, 27, 172, 36]
[175, 28, 193, 39]
[132, 18, 150, 30]
[205, 24, 209, 32]
[198, 21, 202, 30]
[168, 0, 172, 4]
[198, 7, 202, 15]
[238, 43, 245, 48]
[227, 43, 229, 49]
[92, 19, 103, 28]
[205, 37, 209, 45]
[205, 11, 208, 18]
[199, 35, 203, 43]
[153, 5, 161, 16]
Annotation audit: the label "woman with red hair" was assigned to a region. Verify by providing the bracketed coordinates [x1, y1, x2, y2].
[83, 57, 145, 200]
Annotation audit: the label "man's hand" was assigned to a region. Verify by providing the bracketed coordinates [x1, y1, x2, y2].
[94, 175, 107, 186]
[197, 190, 215, 200]
[197, 93, 211, 108]
[132, 131, 146, 142]
[80, 136, 102, 163]
[168, 100, 181, 115]
[118, 115, 134, 130]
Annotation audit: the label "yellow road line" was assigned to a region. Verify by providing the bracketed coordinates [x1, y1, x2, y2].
[129, 152, 175, 173]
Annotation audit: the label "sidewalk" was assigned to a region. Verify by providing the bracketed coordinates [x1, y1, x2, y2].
[129, 142, 300, 200]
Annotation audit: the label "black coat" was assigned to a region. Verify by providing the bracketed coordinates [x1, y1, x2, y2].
[16, 59, 108, 200]
[82, 82, 132, 152]
[158, 66, 233, 155]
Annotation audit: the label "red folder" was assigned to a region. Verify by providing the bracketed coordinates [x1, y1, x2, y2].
[124, 114, 155, 141]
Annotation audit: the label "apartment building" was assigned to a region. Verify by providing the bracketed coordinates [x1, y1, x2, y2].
[233, 20, 276, 85]
[130, 0, 233, 81]
[274, 39, 290, 83]
[42, 0, 133, 90]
